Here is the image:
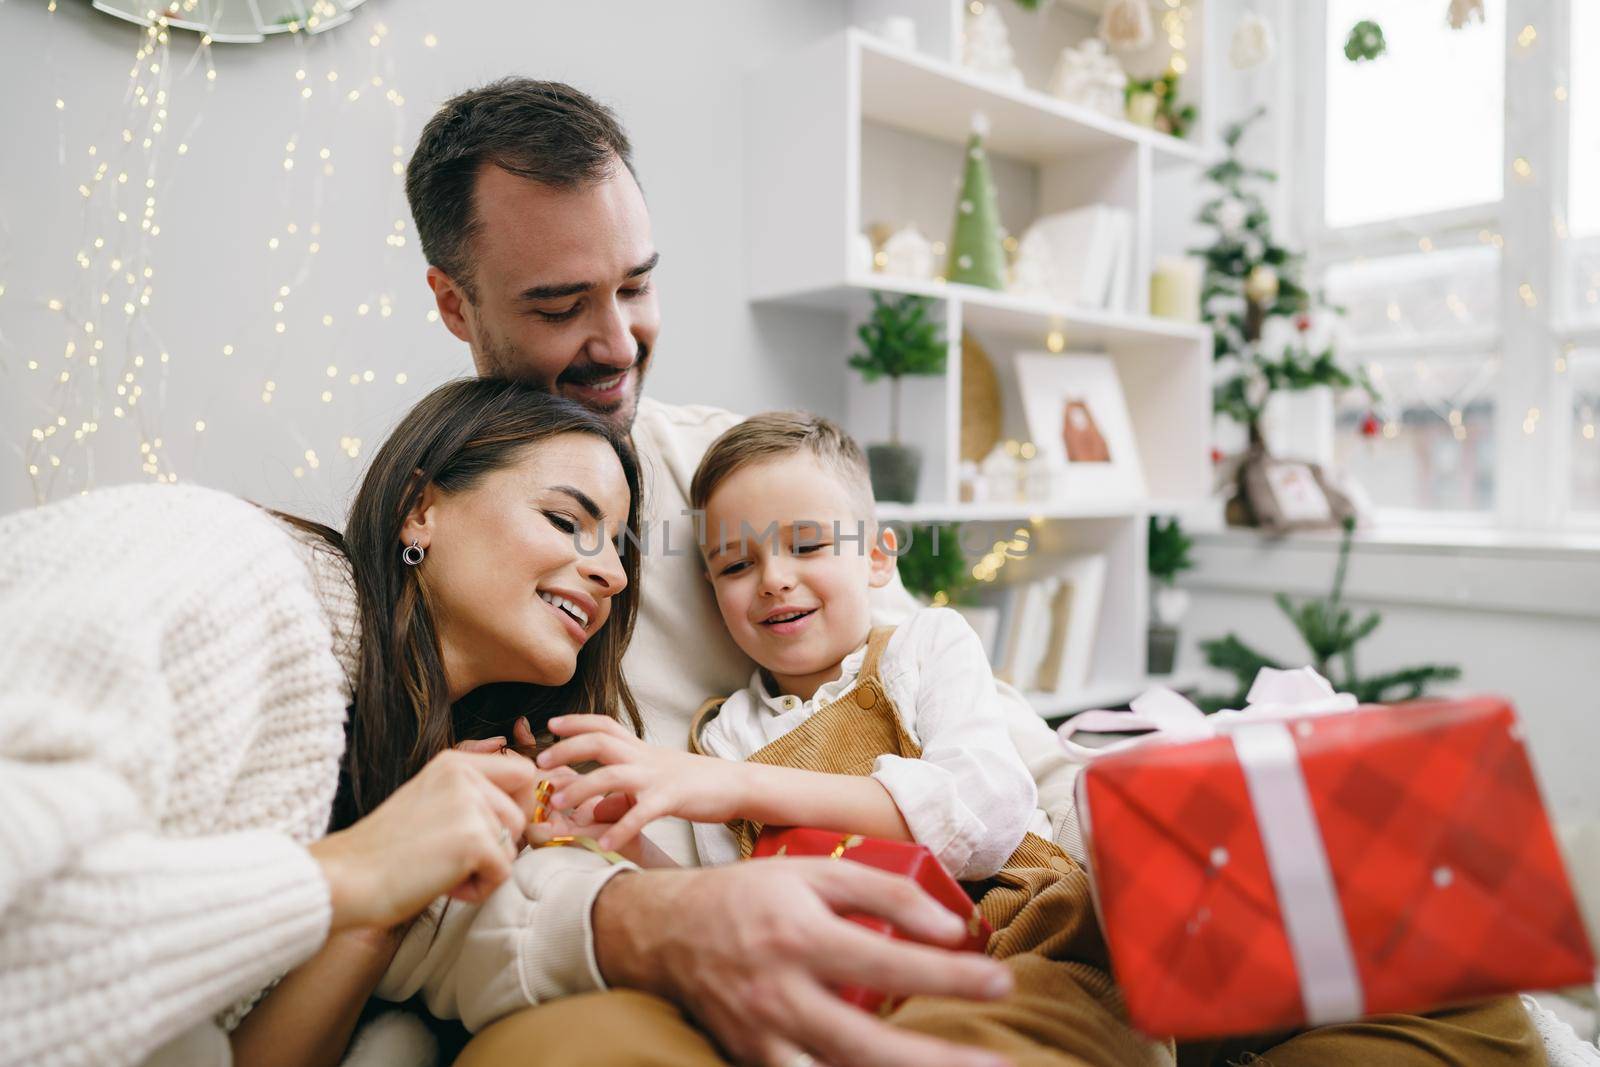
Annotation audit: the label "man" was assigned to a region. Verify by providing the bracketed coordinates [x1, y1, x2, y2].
[399, 78, 1084, 1067]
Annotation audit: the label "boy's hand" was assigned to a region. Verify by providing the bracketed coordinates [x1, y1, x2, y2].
[536, 714, 752, 852]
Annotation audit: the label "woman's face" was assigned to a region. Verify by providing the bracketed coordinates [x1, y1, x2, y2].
[402, 432, 632, 700]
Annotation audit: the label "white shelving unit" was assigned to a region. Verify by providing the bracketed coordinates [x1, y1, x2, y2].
[743, 3, 1215, 717]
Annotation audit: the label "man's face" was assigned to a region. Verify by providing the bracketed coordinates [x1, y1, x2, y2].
[428, 160, 659, 430]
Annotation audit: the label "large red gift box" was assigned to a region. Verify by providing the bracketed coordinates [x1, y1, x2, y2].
[752, 827, 993, 1012]
[1077, 696, 1595, 1040]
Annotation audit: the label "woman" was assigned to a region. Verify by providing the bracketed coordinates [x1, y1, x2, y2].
[0, 378, 643, 1067]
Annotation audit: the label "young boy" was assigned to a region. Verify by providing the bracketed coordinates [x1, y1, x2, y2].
[534, 411, 1172, 1066]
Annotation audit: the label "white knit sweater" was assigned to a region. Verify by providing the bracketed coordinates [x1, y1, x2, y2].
[0, 484, 359, 1067]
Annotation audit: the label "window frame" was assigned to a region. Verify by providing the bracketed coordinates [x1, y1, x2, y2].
[1290, 0, 1587, 534]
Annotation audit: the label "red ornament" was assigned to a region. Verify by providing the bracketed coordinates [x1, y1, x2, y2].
[1297, 314, 1312, 332]
[1360, 412, 1380, 438]
[1210, 447, 1226, 465]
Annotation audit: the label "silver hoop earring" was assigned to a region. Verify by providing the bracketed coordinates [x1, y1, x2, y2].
[402, 539, 425, 566]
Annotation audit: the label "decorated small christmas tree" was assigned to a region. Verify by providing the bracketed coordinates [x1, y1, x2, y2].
[947, 114, 1008, 290]
[1195, 108, 1374, 444]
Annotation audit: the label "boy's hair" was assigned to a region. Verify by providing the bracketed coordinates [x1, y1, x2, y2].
[690, 411, 875, 520]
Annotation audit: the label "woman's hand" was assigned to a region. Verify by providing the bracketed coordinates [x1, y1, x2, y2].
[307, 749, 544, 932]
[535, 714, 752, 853]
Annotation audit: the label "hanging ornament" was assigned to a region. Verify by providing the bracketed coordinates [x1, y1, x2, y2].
[1098, 0, 1154, 51]
[1229, 12, 1277, 70]
[1360, 411, 1381, 438]
[1244, 264, 1280, 305]
[1343, 19, 1387, 62]
[1446, 0, 1485, 30]
[947, 113, 1008, 291]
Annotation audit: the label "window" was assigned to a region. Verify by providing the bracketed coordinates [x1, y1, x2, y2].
[1323, 0, 1505, 229]
[1293, 1, 1595, 529]
[1320, 247, 1501, 514]
[1324, 247, 1498, 339]
[1334, 357, 1499, 513]
[1572, 352, 1600, 514]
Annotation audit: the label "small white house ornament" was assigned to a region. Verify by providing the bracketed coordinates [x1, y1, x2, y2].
[1048, 38, 1128, 118]
[882, 224, 935, 280]
[1229, 12, 1277, 70]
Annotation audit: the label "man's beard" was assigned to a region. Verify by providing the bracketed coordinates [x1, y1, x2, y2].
[478, 336, 650, 431]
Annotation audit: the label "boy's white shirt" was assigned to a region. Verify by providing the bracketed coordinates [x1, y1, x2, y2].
[695, 606, 1052, 879]
[377, 397, 1086, 1031]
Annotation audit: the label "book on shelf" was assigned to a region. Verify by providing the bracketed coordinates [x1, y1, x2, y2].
[1012, 204, 1134, 313]
[979, 553, 1107, 694]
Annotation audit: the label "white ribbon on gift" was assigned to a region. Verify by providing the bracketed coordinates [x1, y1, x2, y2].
[1060, 666, 1367, 1025]
[1058, 665, 1358, 760]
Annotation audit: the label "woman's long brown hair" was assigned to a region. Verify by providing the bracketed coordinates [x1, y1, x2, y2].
[283, 378, 643, 831]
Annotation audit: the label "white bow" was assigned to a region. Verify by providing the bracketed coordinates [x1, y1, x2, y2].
[1058, 666, 1359, 761]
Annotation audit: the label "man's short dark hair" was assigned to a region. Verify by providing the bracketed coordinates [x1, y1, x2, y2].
[406, 78, 634, 301]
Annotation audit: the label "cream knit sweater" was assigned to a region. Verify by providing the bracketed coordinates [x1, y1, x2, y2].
[0, 483, 359, 1067]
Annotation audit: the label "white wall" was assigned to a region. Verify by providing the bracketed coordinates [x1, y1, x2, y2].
[1, 0, 851, 523]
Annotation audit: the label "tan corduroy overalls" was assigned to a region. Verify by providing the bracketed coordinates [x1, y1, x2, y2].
[684, 625, 1173, 1067]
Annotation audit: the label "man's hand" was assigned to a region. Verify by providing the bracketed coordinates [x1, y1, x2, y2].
[537, 714, 752, 852]
[592, 860, 1014, 1067]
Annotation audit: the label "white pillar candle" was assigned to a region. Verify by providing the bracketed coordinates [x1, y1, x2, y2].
[1150, 255, 1203, 322]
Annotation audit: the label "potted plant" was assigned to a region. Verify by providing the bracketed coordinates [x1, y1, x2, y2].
[895, 523, 968, 606]
[848, 292, 947, 502]
[1147, 515, 1195, 675]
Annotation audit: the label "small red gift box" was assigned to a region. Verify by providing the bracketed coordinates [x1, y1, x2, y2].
[752, 827, 993, 1012]
[1076, 695, 1595, 1040]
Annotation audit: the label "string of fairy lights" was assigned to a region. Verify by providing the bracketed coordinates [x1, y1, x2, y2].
[10, 2, 443, 506]
[1338, 11, 1589, 452]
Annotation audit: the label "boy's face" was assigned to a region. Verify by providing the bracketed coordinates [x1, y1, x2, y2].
[701, 454, 896, 697]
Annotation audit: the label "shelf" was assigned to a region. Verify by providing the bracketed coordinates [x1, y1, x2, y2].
[855, 32, 1210, 169]
[756, 274, 1210, 351]
[879, 500, 1141, 523]
[1026, 670, 1206, 719]
[877, 496, 1222, 525]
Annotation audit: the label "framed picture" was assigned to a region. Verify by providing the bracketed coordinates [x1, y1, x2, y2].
[1014, 353, 1145, 505]
[1034, 554, 1106, 696]
[1238, 452, 1356, 532]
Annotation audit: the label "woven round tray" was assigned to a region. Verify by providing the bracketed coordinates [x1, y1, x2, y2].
[961, 331, 1003, 464]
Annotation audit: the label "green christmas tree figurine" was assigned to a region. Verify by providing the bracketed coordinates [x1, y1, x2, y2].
[947, 113, 1007, 290]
